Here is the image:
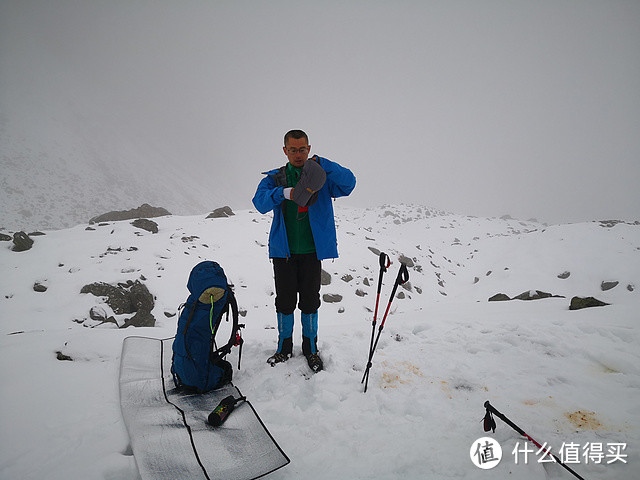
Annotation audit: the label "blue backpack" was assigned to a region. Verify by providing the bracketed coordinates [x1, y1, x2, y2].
[171, 261, 243, 393]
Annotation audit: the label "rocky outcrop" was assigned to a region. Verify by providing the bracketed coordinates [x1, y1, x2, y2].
[569, 297, 609, 311]
[206, 206, 234, 218]
[131, 218, 159, 234]
[56, 351, 73, 361]
[489, 290, 564, 302]
[12, 231, 34, 251]
[323, 293, 343, 303]
[89, 204, 170, 224]
[513, 290, 564, 301]
[80, 280, 155, 327]
[488, 293, 511, 302]
[600, 281, 619, 291]
[398, 255, 415, 267]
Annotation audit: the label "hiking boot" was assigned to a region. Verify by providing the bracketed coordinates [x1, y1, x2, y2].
[305, 353, 323, 373]
[267, 352, 291, 366]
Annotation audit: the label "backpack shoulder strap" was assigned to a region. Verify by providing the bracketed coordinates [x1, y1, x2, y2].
[211, 287, 240, 360]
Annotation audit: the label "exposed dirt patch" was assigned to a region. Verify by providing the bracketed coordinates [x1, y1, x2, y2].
[564, 410, 603, 430]
[380, 361, 423, 389]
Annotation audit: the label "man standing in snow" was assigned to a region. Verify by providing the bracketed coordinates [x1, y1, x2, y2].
[252, 130, 356, 372]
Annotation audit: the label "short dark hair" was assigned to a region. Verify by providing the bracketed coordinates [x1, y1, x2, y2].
[284, 130, 309, 146]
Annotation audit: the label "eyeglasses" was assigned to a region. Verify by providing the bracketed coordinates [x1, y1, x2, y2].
[286, 147, 309, 154]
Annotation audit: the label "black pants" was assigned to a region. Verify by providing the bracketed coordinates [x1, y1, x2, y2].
[273, 253, 321, 315]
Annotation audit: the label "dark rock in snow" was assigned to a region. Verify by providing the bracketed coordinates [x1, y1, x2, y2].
[569, 297, 610, 310]
[489, 290, 564, 302]
[33, 282, 48, 292]
[488, 293, 511, 302]
[321, 269, 332, 286]
[598, 220, 631, 228]
[514, 290, 556, 301]
[557, 271, 571, 279]
[323, 293, 342, 303]
[12, 231, 34, 251]
[80, 280, 155, 327]
[89, 203, 170, 224]
[206, 206, 235, 218]
[81, 282, 132, 314]
[131, 218, 159, 234]
[521, 290, 565, 301]
[0, 233, 11, 241]
[89, 306, 118, 325]
[121, 311, 156, 328]
[129, 280, 155, 313]
[399, 255, 414, 267]
[400, 281, 412, 292]
[600, 281, 619, 291]
[56, 351, 73, 361]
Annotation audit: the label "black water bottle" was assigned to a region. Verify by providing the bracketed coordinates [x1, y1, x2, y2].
[207, 395, 238, 427]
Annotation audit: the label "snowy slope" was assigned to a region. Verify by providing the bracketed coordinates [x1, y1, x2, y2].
[0, 205, 638, 480]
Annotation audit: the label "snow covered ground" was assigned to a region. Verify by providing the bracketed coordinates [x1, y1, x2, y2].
[1, 204, 638, 480]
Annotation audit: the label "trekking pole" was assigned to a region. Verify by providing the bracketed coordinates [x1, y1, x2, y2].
[362, 263, 410, 392]
[483, 401, 587, 480]
[364, 252, 391, 376]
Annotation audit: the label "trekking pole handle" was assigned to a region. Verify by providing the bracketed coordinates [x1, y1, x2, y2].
[397, 263, 409, 284]
[379, 252, 391, 271]
[376, 252, 390, 293]
[485, 401, 526, 438]
[484, 401, 587, 480]
[378, 264, 410, 330]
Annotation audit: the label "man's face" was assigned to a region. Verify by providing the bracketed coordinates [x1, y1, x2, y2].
[283, 137, 310, 168]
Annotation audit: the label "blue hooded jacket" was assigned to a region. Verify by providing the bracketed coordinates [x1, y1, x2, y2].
[252, 156, 356, 260]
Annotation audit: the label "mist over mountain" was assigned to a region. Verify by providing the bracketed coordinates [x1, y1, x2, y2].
[0, 107, 230, 231]
[2, 1, 638, 231]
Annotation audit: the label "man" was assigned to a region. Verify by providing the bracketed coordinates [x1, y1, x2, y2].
[252, 130, 356, 372]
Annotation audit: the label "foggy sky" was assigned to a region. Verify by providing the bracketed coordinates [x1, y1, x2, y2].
[1, 0, 639, 224]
